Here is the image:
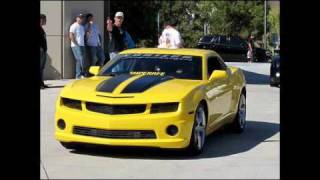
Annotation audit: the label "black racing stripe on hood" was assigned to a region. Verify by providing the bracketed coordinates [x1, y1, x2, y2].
[96, 74, 132, 93]
[121, 75, 174, 93]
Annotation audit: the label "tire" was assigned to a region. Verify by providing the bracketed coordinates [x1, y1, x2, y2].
[270, 78, 278, 87]
[231, 93, 246, 133]
[270, 82, 277, 87]
[186, 104, 207, 155]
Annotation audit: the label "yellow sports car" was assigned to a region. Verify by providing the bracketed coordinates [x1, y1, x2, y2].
[55, 48, 246, 155]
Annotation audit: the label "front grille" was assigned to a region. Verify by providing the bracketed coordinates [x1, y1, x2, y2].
[73, 126, 156, 139]
[61, 98, 82, 110]
[86, 102, 146, 115]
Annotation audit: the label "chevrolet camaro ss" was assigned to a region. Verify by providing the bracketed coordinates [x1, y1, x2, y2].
[55, 48, 246, 155]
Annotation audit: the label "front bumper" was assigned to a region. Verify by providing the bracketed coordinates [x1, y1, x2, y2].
[55, 104, 194, 149]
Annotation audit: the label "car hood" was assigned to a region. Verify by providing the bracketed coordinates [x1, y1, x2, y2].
[60, 75, 204, 104]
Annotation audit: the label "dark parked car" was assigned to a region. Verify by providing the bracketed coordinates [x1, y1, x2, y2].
[197, 35, 272, 62]
[270, 55, 280, 87]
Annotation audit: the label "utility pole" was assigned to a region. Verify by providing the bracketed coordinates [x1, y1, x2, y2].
[264, 0, 267, 49]
[157, 11, 160, 38]
[169, 1, 172, 16]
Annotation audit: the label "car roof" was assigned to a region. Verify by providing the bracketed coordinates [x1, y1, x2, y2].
[120, 48, 219, 57]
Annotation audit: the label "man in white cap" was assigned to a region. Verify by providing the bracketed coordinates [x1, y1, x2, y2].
[106, 11, 131, 60]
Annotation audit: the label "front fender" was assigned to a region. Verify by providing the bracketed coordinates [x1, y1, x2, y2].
[181, 85, 208, 116]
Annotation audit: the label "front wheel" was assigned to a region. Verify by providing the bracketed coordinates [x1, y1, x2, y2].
[186, 104, 207, 155]
[231, 93, 246, 133]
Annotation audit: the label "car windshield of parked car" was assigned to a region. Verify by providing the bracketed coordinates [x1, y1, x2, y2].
[99, 54, 203, 80]
[199, 36, 213, 43]
[199, 35, 218, 43]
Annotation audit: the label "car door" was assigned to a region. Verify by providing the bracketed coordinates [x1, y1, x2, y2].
[239, 39, 248, 62]
[215, 36, 230, 61]
[205, 56, 233, 129]
[229, 37, 246, 62]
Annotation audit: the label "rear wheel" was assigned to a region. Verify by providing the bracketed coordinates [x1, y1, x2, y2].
[186, 104, 207, 155]
[231, 93, 246, 133]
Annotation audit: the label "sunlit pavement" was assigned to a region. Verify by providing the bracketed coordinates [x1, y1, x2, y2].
[41, 62, 279, 179]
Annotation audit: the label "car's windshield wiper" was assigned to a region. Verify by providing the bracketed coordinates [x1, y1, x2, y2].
[102, 72, 129, 77]
[102, 72, 117, 76]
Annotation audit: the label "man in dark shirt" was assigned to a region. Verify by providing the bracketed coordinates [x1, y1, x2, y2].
[105, 12, 127, 61]
[40, 14, 49, 89]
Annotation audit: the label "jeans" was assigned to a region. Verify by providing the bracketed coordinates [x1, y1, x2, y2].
[109, 52, 118, 60]
[71, 46, 86, 79]
[88, 46, 105, 66]
[40, 48, 47, 85]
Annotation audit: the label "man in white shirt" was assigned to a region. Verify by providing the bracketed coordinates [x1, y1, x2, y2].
[69, 14, 86, 79]
[85, 13, 105, 67]
[158, 19, 183, 49]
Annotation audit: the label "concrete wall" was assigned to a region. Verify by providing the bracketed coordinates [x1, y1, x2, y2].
[62, 1, 104, 79]
[41, 1, 63, 80]
[40, 0, 105, 79]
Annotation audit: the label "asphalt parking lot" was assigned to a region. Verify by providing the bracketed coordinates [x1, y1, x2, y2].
[40, 62, 279, 179]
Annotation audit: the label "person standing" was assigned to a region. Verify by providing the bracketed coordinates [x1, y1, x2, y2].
[69, 14, 86, 79]
[247, 35, 254, 63]
[105, 12, 127, 60]
[158, 19, 183, 49]
[40, 14, 49, 89]
[123, 31, 136, 49]
[85, 13, 105, 67]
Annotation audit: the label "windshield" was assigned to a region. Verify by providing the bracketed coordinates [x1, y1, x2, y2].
[199, 36, 213, 43]
[199, 35, 218, 43]
[99, 54, 203, 80]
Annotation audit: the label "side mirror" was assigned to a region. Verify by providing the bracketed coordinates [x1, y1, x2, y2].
[209, 70, 227, 81]
[89, 66, 101, 76]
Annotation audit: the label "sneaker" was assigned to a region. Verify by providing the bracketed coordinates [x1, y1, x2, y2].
[76, 76, 84, 79]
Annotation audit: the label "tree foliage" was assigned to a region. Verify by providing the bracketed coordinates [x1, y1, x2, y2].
[109, 0, 278, 49]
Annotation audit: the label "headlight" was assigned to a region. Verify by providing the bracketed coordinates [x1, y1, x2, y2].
[61, 97, 82, 110]
[276, 72, 280, 77]
[150, 103, 179, 113]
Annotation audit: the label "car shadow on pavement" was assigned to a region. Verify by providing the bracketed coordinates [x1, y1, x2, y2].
[243, 70, 270, 85]
[70, 121, 279, 160]
[45, 85, 65, 89]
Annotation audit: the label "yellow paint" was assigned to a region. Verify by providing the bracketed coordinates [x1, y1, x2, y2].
[55, 48, 246, 149]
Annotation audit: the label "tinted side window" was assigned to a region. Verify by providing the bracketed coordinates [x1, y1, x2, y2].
[207, 56, 225, 77]
[240, 39, 248, 48]
[211, 36, 219, 43]
[200, 36, 213, 43]
[230, 37, 241, 47]
[219, 36, 226, 44]
[217, 57, 228, 70]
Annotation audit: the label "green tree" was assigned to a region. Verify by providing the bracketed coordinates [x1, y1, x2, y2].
[110, 0, 161, 47]
[159, 1, 268, 47]
[197, 1, 266, 39]
[158, 0, 204, 47]
[109, 0, 272, 48]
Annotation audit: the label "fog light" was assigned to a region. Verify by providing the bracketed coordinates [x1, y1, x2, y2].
[166, 125, 178, 136]
[57, 119, 66, 130]
[276, 72, 280, 77]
